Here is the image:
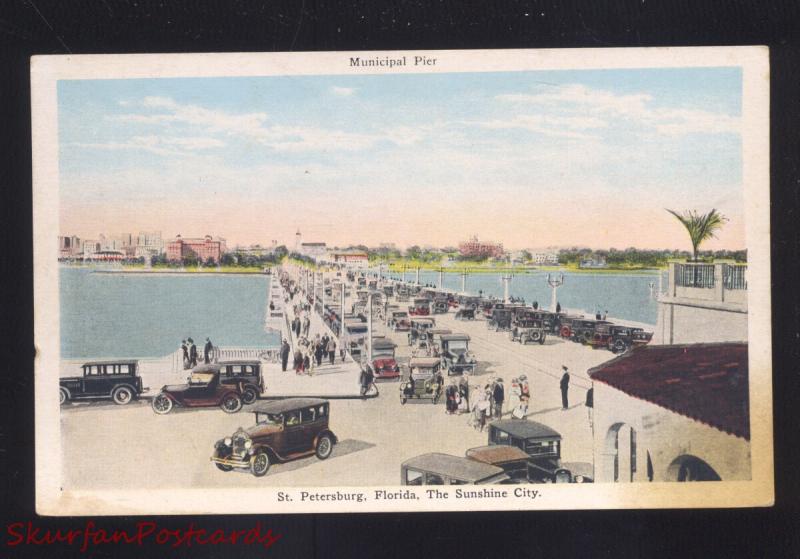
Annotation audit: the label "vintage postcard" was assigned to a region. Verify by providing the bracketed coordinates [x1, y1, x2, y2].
[32, 47, 772, 515]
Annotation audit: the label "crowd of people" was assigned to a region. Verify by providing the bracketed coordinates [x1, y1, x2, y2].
[180, 337, 215, 369]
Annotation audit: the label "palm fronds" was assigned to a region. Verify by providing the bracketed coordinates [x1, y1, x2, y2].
[666, 208, 728, 261]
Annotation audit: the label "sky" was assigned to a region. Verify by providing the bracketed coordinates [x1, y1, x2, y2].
[58, 67, 745, 251]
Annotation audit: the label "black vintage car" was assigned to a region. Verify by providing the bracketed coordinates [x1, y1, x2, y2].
[589, 324, 654, 353]
[60, 360, 148, 405]
[487, 307, 516, 331]
[215, 360, 265, 404]
[569, 319, 613, 345]
[508, 318, 547, 345]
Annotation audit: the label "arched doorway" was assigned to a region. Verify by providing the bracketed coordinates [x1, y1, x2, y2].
[603, 423, 638, 482]
[667, 455, 721, 482]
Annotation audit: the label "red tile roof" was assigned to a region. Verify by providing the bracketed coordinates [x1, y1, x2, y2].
[588, 343, 749, 440]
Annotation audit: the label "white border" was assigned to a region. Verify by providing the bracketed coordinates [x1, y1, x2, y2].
[32, 47, 772, 515]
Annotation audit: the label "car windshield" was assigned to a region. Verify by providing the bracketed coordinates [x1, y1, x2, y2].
[447, 340, 468, 352]
[189, 372, 214, 385]
[255, 412, 283, 426]
[373, 349, 394, 358]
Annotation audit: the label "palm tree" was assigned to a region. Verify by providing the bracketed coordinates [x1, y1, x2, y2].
[666, 208, 727, 262]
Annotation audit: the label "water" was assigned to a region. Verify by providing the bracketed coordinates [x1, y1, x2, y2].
[384, 269, 663, 325]
[60, 268, 278, 359]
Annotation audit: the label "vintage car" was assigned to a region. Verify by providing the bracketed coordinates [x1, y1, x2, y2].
[371, 338, 401, 381]
[407, 317, 436, 346]
[388, 310, 411, 332]
[426, 328, 452, 353]
[396, 285, 410, 302]
[556, 315, 584, 339]
[343, 321, 369, 358]
[382, 284, 394, 297]
[357, 276, 367, 287]
[466, 445, 592, 484]
[458, 295, 482, 311]
[487, 420, 591, 483]
[210, 398, 337, 476]
[486, 305, 525, 331]
[439, 333, 477, 375]
[151, 367, 245, 414]
[60, 359, 148, 405]
[454, 306, 476, 320]
[215, 360, 265, 404]
[401, 453, 510, 485]
[508, 318, 547, 345]
[589, 323, 653, 353]
[568, 319, 613, 344]
[400, 357, 444, 404]
[408, 297, 431, 316]
[432, 297, 450, 314]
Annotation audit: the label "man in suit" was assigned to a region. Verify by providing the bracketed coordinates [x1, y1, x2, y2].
[492, 379, 505, 419]
[560, 366, 570, 410]
[280, 339, 290, 372]
[188, 338, 198, 367]
[203, 337, 213, 364]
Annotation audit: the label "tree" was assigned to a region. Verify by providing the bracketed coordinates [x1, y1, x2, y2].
[666, 209, 727, 261]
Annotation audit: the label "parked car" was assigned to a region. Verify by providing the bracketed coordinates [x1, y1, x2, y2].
[400, 357, 443, 404]
[401, 453, 510, 485]
[439, 333, 477, 375]
[343, 321, 369, 358]
[216, 360, 265, 404]
[151, 367, 245, 414]
[458, 296, 482, 311]
[60, 360, 148, 406]
[454, 307, 475, 320]
[408, 317, 436, 346]
[383, 285, 394, 297]
[556, 315, 585, 339]
[569, 319, 613, 345]
[211, 398, 337, 476]
[426, 328, 453, 354]
[432, 298, 449, 314]
[487, 420, 591, 483]
[590, 324, 654, 353]
[508, 318, 547, 345]
[389, 310, 411, 332]
[486, 306, 524, 331]
[465, 445, 537, 483]
[370, 338, 401, 381]
[408, 298, 431, 316]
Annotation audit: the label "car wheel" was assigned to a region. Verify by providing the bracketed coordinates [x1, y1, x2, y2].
[242, 386, 258, 405]
[152, 393, 173, 414]
[112, 385, 134, 405]
[221, 394, 243, 413]
[315, 434, 334, 460]
[614, 340, 627, 353]
[250, 451, 270, 476]
[539, 335, 546, 345]
[59, 387, 69, 405]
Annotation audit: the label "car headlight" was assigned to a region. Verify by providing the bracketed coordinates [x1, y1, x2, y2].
[224, 437, 232, 446]
[244, 440, 253, 449]
[574, 475, 585, 483]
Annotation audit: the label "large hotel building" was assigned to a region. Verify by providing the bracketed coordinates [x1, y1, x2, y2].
[166, 235, 227, 263]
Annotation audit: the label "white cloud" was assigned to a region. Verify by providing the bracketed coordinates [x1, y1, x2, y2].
[496, 84, 739, 137]
[70, 135, 225, 157]
[480, 114, 606, 139]
[331, 86, 356, 97]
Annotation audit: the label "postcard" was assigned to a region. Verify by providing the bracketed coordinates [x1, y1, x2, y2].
[32, 47, 772, 514]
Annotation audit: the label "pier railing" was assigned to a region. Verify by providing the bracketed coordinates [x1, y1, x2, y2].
[667, 262, 747, 306]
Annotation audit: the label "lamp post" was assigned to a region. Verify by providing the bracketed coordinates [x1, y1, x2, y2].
[547, 273, 564, 312]
[438, 268, 444, 290]
[502, 273, 512, 304]
[461, 268, 467, 293]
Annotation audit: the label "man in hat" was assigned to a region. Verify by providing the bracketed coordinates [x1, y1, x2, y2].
[188, 338, 198, 367]
[203, 337, 213, 364]
[280, 339, 291, 372]
[181, 340, 189, 369]
[560, 366, 570, 410]
[492, 377, 505, 419]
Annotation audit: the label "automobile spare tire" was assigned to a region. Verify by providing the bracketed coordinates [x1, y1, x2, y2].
[614, 339, 627, 353]
[112, 385, 134, 405]
[560, 326, 571, 338]
[531, 331, 542, 342]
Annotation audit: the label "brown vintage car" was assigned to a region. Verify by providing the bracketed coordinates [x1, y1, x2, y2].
[210, 398, 337, 476]
[151, 367, 245, 415]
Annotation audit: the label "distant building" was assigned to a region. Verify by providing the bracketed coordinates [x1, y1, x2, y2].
[530, 250, 559, 265]
[325, 250, 369, 268]
[81, 239, 101, 258]
[92, 250, 126, 262]
[166, 235, 227, 263]
[458, 236, 504, 259]
[589, 343, 750, 483]
[135, 230, 164, 259]
[58, 235, 82, 259]
[579, 255, 607, 269]
[299, 242, 327, 261]
[656, 261, 747, 344]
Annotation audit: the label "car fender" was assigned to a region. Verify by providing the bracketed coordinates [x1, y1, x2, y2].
[219, 389, 242, 402]
[251, 443, 281, 461]
[59, 386, 71, 399]
[110, 382, 138, 396]
[314, 430, 338, 447]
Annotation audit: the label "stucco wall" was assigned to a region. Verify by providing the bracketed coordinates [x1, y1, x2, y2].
[592, 383, 751, 483]
[655, 302, 748, 344]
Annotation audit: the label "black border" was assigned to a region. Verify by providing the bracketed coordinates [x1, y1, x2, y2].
[2, 1, 799, 557]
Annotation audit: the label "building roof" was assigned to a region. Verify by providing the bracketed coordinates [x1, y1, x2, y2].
[489, 420, 562, 440]
[588, 343, 749, 440]
[251, 398, 328, 414]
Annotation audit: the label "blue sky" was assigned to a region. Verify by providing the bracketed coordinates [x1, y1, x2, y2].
[58, 67, 744, 250]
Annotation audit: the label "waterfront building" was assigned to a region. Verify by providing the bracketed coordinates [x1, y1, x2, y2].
[58, 235, 82, 259]
[135, 230, 164, 259]
[579, 255, 608, 269]
[589, 342, 750, 483]
[81, 239, 101, 258]
[299, 242, 328, 261]
[458, 236, 504, 259]
[166, 234, 227, 263]
[530, 250, 559, 265]
[325, 250, 369, 268]
[656, 261, 747, 344]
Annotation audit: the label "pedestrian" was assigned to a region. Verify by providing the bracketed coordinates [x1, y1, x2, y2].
[560, 366, 570, 410]
[493, 377, 505, 419]
[294, 349, 303, 374]
[556, 302, 561, 313]
[302, 352, 310, 374]
[328, 338, 336, 365]
[459, 373, 470, 411]
[445, 380, 458, 415]
[321, 334, 329, 358]
[586, 386, 594, 427]
[473, 387, 491, 431]
[303, 316, 311, 337]
[181, 340, 189, 369]
[203, 337, 213, 364]
[360, 364, 374, 396]
[595, 311, 602, 320]
[188, 338, 198, 367]
[513, 374, 530, 419]
[280, 339, 290, 372]
[603, 310, 608, 320]
[340, 347, 346, 363]
[315, 341, 323, 366]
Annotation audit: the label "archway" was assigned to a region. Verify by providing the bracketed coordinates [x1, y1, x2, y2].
[667, 455, 721, 482]
[602, 423, 638, 482]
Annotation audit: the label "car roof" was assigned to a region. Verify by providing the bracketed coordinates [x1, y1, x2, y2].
[82, 360, 139, 366]
[402, 453, 505, 481]
[409, 357, 442, 367]
[218, 360, 260, 365]
[372, 338, 397, 350]
[466, 445, 531, 465]
[412, 318, 435, 323]
[251, 398, 328, 414]
[489, 419, 562, 439]
[191, 363, 222, 374]
[428, 328, 452, 335]
[441, 333, 470, 341]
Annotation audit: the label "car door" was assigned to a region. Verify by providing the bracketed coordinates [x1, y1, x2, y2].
[283, 410, 305, 453]
[83, 364, 108, 396]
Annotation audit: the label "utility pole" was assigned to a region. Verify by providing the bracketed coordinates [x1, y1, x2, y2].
[415, 267, 420, 285]
[461, 268, 467, 293]
[438, 268, 443, 289]
[502, 273, 512, 304]
[547, 273, 564, 312]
